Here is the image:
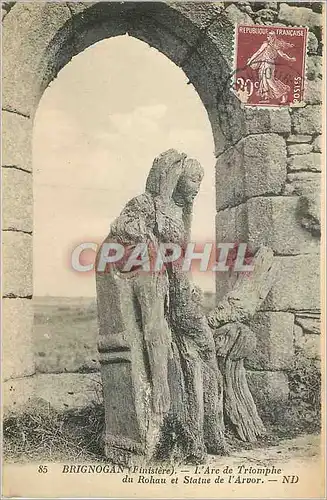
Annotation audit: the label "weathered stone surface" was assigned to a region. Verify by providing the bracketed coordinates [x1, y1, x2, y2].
[306, 55, 322, 81]
[305, 80, 322, 105]
[129, 15, 189, 66]
[190, 21, 240, 154]
[244, 107, 291, 135]
[297, 193, 321, 237]
[3, 373, 102, 415]
[216, 134, 287, 210]
[307, 31, 319, 55]
[263, 254, 320, 311]
[245, 312, 294, 371]
[284, 172, 321, 196]
[137, 1, 225, 46]
[216, 204, 248, 244]
[204, 15, 235, 67]
[295, 316, 320, 335]
[287, 152, 321, 172]
[209, 247, 278, 328]
[287, 143, 313, 155]
[246, 196, 319, 255]
[254, 8, 277, 24]
[292, 106, 322, 135]
[312, 135, 322, 153]
[278, 3, 322, 29]
[247, 371, 289, 411]
[214, 323, 266, 442]
[286, 134, 312, 144]
[2, 298, 34, 381]
[224, 3, 253, 25]
[2, 111, 32, 172]
[294, 327, 321, 360]
[215, 204, 247, 301]
[2, 231, 32, 297]
[183, 44, 234, 156]
[2, 3, 73, 116]
[2, 168, 32, 233]
[69, 3, 130, 57]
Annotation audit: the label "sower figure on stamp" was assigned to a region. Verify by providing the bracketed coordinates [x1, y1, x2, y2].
[96, 149, 225, 462]
[247, 31, 296, 103]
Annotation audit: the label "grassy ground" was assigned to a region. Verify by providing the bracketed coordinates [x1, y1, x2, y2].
[3, 402, 321, 464]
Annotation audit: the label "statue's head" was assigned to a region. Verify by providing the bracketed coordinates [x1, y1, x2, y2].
[145, 148, 187, 200]
[173, 158, 204, 207]
[145, 149, 204, 207]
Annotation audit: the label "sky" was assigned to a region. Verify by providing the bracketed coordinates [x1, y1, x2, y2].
[33, 35, 216, 297]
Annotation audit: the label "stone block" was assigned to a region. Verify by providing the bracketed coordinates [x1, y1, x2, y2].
[244, 107, 291, 135]
[292, 106, 322, 135]
[306, 56, 322, 81]
[287, 152, 321, 172]
[287, 143, 313, 155]
[215, 205, 248, 301]
[246, 196, 319, 255]
[305, 80, 322, 105]
[2, 168, 33, 233]
[254, 8, 278, 24]
[286, 134, 312, 144]
[307, 32, 319, 55]
[278, 3, 322, 29]
[297, 193, 321, 237]
[2, 231, 32, 297]
[2, 111, 32, 172]
[284, 172, 321, 196]
[3, 373, 102, 415]
[246, 371, 289, 412]
[263, 254, 320, 311]
[294, 327, 321, 360]
[312, 135, 322, 153]
[245, 312, 294, 370]
[215, 206, 246, 302]
[2, 3, 73, 116]
[2, 298, 34, 381]
[216, 134, 287, 210]
[224, 4, 253, 25]
[216, 204, 248, 244]
[295, 315, 320, 335]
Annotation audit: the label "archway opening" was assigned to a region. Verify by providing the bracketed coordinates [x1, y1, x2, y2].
[32, 35, 216, 373]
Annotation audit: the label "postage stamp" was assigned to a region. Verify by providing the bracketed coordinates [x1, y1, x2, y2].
[233, 25, 308, 107]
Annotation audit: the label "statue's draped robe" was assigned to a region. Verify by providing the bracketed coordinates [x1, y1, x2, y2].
[96, 150, 225, 460]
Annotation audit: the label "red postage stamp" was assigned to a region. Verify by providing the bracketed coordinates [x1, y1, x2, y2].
[234, 25, 308, 107]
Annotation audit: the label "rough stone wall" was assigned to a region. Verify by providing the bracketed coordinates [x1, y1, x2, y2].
[216, 1, 322, 411]
[2, 1, 322, 417]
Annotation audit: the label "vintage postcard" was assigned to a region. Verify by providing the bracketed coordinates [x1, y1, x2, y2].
[1, 1, 325, 499]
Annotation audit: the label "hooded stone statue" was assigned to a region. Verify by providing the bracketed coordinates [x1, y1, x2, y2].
[96, 149, 225, 463]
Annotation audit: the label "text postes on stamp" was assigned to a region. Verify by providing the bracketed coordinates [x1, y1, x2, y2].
[234, 25, 308, 107]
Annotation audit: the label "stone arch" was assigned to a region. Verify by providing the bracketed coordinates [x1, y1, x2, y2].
[3, 2, 320, 414]
[2, 1, 246, 382]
